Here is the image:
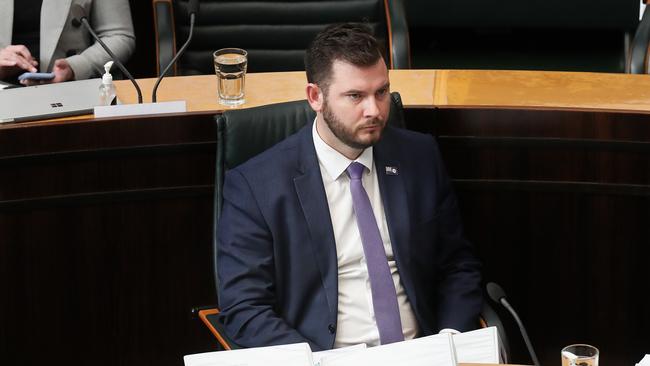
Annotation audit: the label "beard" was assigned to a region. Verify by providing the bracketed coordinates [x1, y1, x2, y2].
[322, 98, 386, 150]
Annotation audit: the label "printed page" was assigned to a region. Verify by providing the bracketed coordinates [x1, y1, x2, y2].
[184, 342, 313, 366]
[312, 344, 367, 366]
[321, 333, 456, 366]
[451, 326, 500, 364]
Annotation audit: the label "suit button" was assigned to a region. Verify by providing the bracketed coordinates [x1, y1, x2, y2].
[328, 324, 336, 334]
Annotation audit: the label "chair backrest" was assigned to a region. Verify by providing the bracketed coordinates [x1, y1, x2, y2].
[628, 4, 650, 74]
[212, 92, 405, 293]
[153, 0, 410, 76]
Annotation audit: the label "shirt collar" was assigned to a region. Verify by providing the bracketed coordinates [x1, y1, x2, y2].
[312, 118, 374, 181]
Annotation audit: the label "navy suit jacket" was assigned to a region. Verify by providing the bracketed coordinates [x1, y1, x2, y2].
[216, 122, 482, 350]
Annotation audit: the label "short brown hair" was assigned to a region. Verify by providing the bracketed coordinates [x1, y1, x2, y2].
[304, 23, 385, 93]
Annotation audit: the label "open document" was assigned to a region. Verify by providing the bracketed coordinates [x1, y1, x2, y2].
[452, 326, 501, 364]
[321, 333, 456, 366]
[184, 342, 313, 366]
[183, 326, 501, 366]
[312, 344, 367, 366]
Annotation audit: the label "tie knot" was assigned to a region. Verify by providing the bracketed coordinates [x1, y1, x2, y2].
[347, 162, 365, 180]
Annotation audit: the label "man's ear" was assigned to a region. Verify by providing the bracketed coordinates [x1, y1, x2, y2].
[306, 83, 323, 112]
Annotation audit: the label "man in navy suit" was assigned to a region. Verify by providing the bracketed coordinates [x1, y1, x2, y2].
[216, 23, 482, 350]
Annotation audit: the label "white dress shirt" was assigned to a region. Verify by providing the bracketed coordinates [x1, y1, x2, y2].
[312, 121, 419, 347]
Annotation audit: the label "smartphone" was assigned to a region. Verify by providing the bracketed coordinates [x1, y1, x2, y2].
[17, 72, 55, 81]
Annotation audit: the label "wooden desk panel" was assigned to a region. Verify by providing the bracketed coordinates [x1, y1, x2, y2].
[406, 106, 650, 366]
[433, 69, 650, 112]
[114, 70, 438, 112]
[115, 69, 650, 114]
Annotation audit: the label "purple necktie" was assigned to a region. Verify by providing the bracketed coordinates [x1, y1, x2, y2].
[347, 161, 404, 344]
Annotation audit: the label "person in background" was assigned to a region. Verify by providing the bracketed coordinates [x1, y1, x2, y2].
[216, 23, 482, 350]
[0, 0, 135, 85]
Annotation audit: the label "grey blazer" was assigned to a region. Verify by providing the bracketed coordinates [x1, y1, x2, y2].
[0, 0, 135, 79]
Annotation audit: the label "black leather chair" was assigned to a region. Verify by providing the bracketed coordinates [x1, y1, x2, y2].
[628, 1, 650, 74]
[197, 93, 511, 362]
[152, 0, 410, 76]
[195, 93, 404, 349]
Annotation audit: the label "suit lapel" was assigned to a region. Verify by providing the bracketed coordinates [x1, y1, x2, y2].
[293, 124, 338, 317]
[0, 0, 13, 47]
[40, 0, 72, 72]
[374, 128, 416, 308]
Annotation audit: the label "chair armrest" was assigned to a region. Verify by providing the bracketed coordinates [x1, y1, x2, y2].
[153, 0, 177, 76]
[628, 4, 650, 73]
[385, 0, 411, 69]
[192, 306, 242, 350]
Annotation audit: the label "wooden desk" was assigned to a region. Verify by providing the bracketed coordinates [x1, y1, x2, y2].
[114, 69, 650, 113]
[2, 70, 649, 366]
[113, 70, 438, 112]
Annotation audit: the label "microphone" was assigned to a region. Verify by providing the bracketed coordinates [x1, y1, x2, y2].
[71, 4, 143, 103]
[152, 0, 199, 102]
[487, 282, 541, 366]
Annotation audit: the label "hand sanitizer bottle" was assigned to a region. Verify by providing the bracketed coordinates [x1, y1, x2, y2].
[99, 61, 116, 106]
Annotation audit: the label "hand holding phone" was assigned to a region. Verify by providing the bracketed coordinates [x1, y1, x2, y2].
[17, 72, 55, 81]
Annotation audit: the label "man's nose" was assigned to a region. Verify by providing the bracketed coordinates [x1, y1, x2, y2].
[363, 97, 381, 118]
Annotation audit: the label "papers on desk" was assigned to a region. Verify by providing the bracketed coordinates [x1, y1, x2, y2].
[183, 326, 501, 366]
[636, 354, 650, 366]
[184, 342, 313, 366]
[452, 326, 501, 364]
[321, 333, 456, 366]
[312, 344, 367, 366]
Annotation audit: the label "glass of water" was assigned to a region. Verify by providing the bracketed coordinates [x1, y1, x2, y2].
[213, 48, 248, 106]
[562, 344, 599, 366]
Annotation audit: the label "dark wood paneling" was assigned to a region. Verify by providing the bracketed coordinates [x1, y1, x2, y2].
[0, 113, 220, 366]
[407, 108, 650, 366]
[2, 108, 649, 366]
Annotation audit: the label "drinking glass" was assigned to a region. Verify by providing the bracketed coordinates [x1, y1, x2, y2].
[561, 344, 599, 366]
[213, 48, 248, 106]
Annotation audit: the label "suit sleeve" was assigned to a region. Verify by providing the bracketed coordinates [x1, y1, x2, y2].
[215, 168, 315, 348]
[429, 138, 483, 332]
[66, 0, 136, 79]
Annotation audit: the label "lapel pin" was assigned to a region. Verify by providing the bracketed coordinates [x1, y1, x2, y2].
[385, 166, 398, 175]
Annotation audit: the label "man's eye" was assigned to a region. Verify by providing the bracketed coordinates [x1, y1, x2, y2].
[347, 94, 361, 101]
[377, 88, 389, 97]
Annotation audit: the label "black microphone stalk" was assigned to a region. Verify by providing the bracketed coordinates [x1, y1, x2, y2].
[486, 282, 541, 366]
[152, 1, 198, 103]
[73, 8, 142, 103]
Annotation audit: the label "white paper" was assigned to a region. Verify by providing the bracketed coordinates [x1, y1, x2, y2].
[636, 354, 650, 366]
[183, 342, 313, 366]
[312, 344, 367, 366]
[93, 100, 186, 118]
[451, 326, 500, 364]
[321, 333, 456, 366]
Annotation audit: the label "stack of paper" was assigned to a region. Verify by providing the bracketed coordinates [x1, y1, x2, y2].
[320, 333, 456, 366]
[183, 326, 502, 366]
[312, 344, 367, 366]
[452, 326, 501, 364]
[183, 342, 313, 366]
